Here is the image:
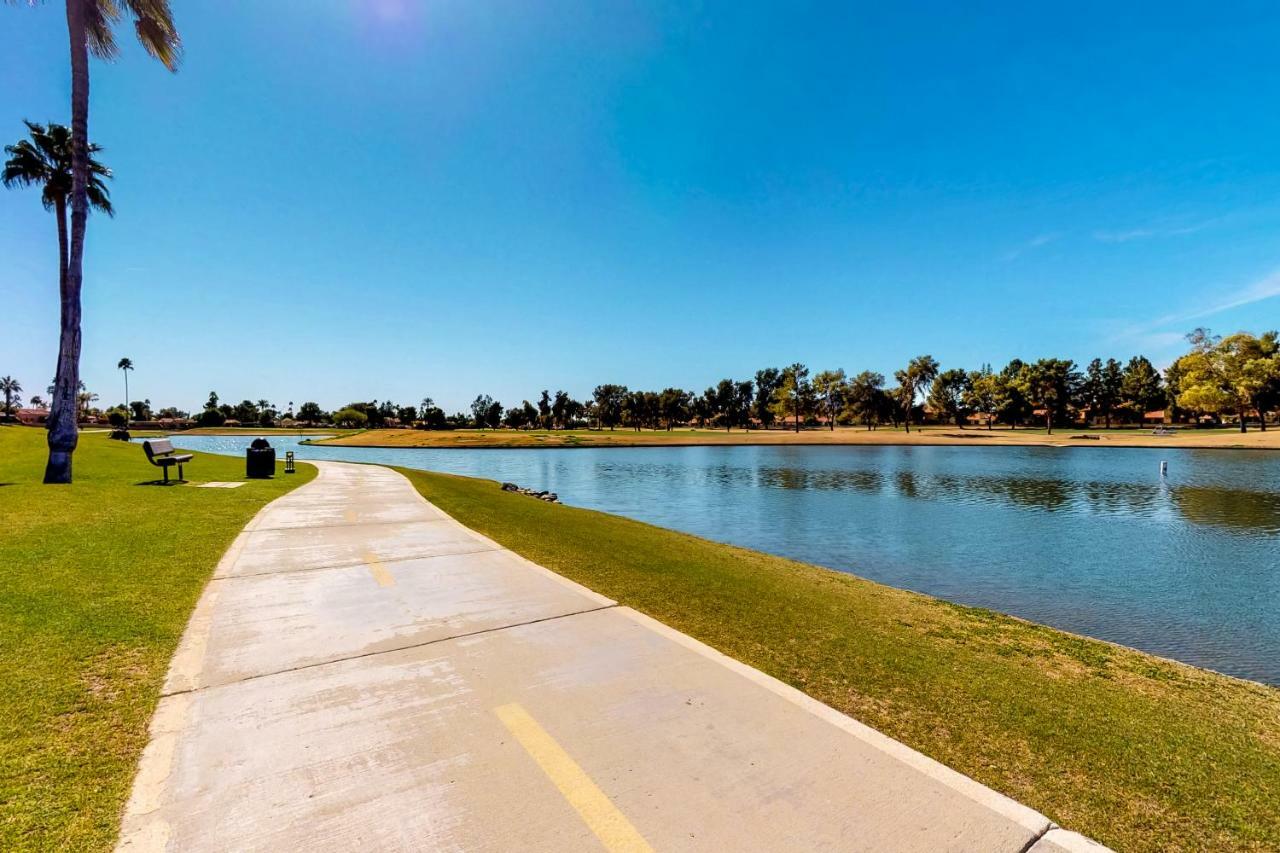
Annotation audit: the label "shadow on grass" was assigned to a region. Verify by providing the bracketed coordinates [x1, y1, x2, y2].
[135, 479, 187, 487]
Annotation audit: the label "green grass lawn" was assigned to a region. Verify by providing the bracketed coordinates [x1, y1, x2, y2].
[0, 427, 314, 851]
[402, 467, 1280, 853]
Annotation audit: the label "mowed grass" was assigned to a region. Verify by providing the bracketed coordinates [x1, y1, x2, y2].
[0, 427, 315, 851]
[401, 467, 1280, 852]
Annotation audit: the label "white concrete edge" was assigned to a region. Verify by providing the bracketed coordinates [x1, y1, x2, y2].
[613, 605, 1064, 841]
[120, 462, 329, 849]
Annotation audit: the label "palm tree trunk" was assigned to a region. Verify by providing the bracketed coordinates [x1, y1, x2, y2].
[45, 1, 89, 484]
[123, 372, 130, 427]
[1240, 407, 1248, 433]
[55, 197, 68, 295]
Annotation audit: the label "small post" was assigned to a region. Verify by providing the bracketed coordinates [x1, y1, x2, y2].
[285, 451, 296, 475]
[1160, 460, 1168, 477]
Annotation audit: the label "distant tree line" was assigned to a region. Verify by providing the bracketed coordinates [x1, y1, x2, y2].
[10, 328, 1274, 434]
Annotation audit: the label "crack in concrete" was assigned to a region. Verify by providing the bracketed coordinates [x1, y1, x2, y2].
[1015, 822, 1054, 853]
[161, 603, 620, 698]
[209, 546, 504, 580]
[249, 516, 451, 533]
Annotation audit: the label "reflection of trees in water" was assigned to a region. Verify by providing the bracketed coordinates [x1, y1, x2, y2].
[1172, 487, 1280, 535]
[758, 467, 884, 493]
[755, 462, 1278, 533]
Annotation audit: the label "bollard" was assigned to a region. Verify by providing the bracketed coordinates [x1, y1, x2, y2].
[285, 451, 296, 474]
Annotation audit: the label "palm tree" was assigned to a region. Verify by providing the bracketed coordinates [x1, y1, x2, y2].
[117, 357, 133, 426]
[12, 2, 179, 483]
[1, 376, 22, 420]
[3, 121, 114, 295]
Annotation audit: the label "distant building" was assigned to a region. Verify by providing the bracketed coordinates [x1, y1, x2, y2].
[15, 408, 48, 426]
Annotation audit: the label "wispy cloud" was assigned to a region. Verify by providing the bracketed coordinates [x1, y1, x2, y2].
[1000, 232, 1061, 262]
[1093, 220, 1215, 243]
[1108, 267, 1280, 353]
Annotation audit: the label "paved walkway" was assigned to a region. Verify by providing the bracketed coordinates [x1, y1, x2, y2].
[118, 462, 1106, 852]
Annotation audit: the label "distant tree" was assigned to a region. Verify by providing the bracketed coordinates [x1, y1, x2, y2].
[502, 406, 528, 429]
[538, 390, 553, 430]
[1, 376, 22, 418]
[895, 355, 938, 433]
[471, 395, 495, 428]
[1121, 355, 1164, 426]
[156, 406, 187, 419]
[753, 367, 781, 429]
[811, 369, 846, 430]
[522, 400, 539, 428]
[551, 390, 570, 429]
[129, 399, 151, 420]
[928, 369, 970, 427]
[197, 406, 226, 427]
[30, 395, 46, 409]
[232, 400, 258, 424]
[776, 363, 811, 433]
[845, 371, 885, 430]
[658, 387, 691, 430]
[1018, 358, 1080, 433]
[997, 359, 1030, 427]
[397, 405, 418, 424]
[734, 380, 754, 431]
[332, 407, 369, 428]
[592, 384, 627, 430]
[964, 365, 1002, 430]
[1175, 330, 1279, 432]
[206, 391, 220, 410]
[116, 357, 133, 425]
[297, 402, 325, 424]
[1083, 358, 1123, 428]
[420, 406, 447, 429]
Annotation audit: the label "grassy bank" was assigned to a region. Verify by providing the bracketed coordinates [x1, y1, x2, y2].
[401, 467, 1280, 852]
[0, 427, 315, 850]
[320, 424, 1280, 450]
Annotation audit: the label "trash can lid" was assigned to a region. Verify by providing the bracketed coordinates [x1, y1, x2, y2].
[250, 438, 271, 449]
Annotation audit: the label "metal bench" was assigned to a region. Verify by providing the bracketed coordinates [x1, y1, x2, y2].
[142, 438, 194, 483]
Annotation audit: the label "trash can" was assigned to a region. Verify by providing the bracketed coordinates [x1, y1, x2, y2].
[246, 438, 276, 479]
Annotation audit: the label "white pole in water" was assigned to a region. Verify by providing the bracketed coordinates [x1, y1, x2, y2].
[1160, 460, 1168, 477]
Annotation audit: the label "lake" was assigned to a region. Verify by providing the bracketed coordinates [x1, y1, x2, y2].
[166, 434, 1280, 685]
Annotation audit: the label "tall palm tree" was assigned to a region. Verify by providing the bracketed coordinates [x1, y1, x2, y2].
[117, 357, 133, 426]
[11, 1, 180, 483]
[3, 120, 114, 295]
[0, 376, 22, 419]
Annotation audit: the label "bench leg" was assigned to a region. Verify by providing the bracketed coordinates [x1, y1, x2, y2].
[163, 466, 169, 484]
[178, 463, 184, 482]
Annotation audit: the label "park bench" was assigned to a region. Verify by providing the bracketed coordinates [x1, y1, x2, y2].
[142, 438, 194, 483]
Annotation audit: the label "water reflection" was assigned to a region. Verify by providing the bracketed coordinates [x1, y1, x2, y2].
[161, 435, 1280, 684]
[1171, 486, 1280, 535]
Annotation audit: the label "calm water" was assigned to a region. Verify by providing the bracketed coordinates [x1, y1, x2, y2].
[167, 434, 1280, 684]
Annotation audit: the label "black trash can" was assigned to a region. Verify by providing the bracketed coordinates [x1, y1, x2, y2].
[246, 438, 276, 479]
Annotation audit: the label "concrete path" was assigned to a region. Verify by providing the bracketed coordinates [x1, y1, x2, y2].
[118, 461, 1107, 852]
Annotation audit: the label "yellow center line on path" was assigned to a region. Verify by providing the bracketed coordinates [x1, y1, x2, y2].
[495, 703, 654, 853]
[361, 551, 396, 587]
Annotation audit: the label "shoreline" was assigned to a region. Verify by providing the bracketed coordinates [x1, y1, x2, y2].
[302, 426, 1280, 452]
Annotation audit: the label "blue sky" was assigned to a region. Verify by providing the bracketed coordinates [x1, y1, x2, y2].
[4, 1, 1280, 414]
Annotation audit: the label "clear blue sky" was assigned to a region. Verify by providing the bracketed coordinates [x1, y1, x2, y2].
[4, 1, 1280, 414]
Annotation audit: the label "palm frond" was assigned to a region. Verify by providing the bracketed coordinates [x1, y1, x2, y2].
[126, 0, 181, 71]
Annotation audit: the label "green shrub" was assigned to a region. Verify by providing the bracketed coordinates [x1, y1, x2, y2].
[331, 407, 368, 428]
